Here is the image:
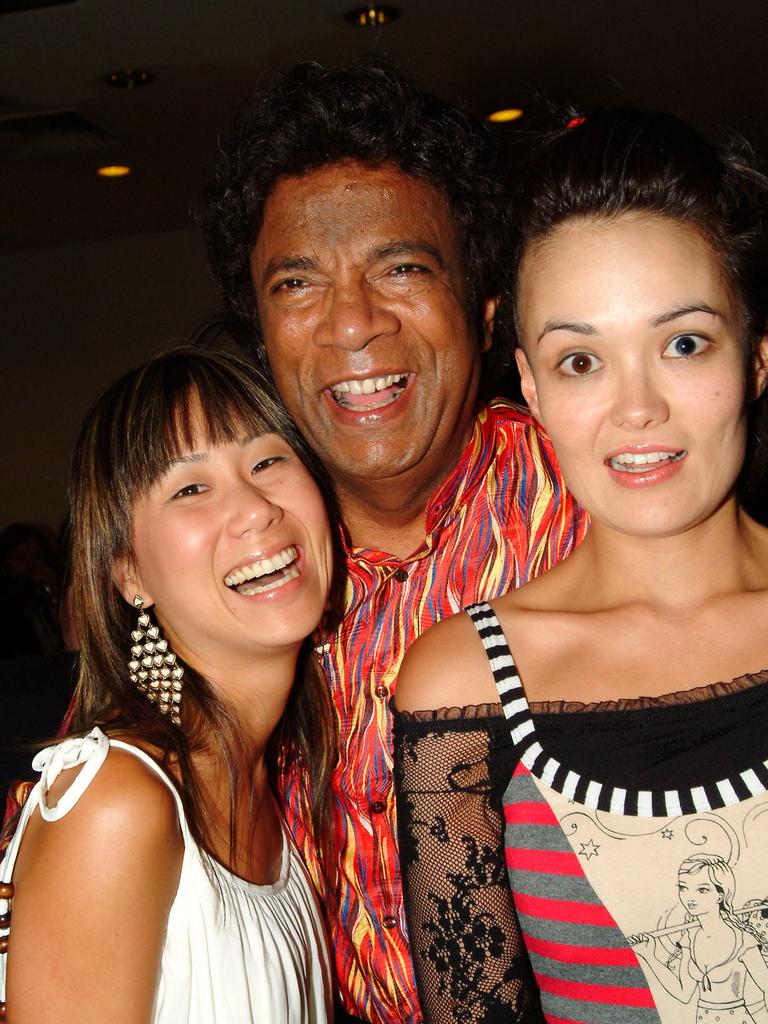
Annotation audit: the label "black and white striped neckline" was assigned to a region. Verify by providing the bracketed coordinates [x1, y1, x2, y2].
[467, 601, 768, 818]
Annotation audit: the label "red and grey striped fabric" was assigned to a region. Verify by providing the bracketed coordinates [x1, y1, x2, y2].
[505, 765, 660, 1023]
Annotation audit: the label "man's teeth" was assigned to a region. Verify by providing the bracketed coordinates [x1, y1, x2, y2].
[610, 451, 686, 472]
[224, 545, 297, 587]
[331, 373, 407, 397]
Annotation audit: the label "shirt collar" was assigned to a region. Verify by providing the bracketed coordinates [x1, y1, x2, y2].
[342, 402, 500, 568]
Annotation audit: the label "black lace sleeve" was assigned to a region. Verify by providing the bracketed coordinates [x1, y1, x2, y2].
[393, 704, 543, 1024]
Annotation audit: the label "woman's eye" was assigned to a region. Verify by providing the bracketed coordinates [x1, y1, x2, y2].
[560, 352, 602, 376]
[171, 483, 204, 499]
[664, 333, 709, 358]
[252, 456, 285, 473]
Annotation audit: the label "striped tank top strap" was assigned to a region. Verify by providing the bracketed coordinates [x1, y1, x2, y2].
[465, 601, 541, 767]
[464, 601, 519, 691]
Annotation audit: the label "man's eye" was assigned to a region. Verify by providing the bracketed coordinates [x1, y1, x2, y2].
[663, 333, 709, 358]
[560, 352, 602, 376]
[391, 263, 427, 276]
[272, 278, 307, 293]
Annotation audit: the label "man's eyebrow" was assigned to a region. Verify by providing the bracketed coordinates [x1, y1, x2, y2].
[537, 320, 598, 344]
[649, 303, 724, 328]
[261, 254, 318, 286]
[368, 240, 447, 269]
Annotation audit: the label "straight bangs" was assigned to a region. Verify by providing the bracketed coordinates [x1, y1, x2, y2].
[113, 348, 296, 501]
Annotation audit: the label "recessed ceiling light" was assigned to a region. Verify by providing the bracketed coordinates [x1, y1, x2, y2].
[106, 69, 153, 89]
[487, 108, 524, 123]
[344, 5, 401, 27]
[97, 164, 131, 178]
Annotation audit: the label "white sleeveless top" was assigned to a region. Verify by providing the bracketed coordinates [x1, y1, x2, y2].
[0, 728, 333, 1023]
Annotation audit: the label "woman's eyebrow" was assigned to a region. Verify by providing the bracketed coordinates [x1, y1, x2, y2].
[239, 433, 265, 447]
[649, 302, 724, 327]
[167, 452, 208, 470]
[537, 320, 598, 344]
[536, 303, 726, 343]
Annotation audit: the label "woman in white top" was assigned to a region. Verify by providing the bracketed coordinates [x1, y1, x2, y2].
[0, 347, 341, 1023]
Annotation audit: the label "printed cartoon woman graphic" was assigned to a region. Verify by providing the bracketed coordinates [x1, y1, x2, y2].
[629, 855, 768, 1022]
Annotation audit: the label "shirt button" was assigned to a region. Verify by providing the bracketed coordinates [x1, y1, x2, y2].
[374, 685, 388, 699]
[393, 568, 408, 583]
[370, 801, 386, 815]
[382, 914, 397, 929]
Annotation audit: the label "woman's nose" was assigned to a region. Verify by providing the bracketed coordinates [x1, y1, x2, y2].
[610, 367, 670, 431]
[229, 485, 283, 536]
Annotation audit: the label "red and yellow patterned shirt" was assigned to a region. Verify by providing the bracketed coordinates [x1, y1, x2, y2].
[282, 399, 587, 1024]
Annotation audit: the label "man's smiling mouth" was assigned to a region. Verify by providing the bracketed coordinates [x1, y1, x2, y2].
[224, 545, 299, 595]
[329, 373, 409, 410]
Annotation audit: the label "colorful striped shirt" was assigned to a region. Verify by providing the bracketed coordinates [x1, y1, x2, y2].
[283, 400, 586, 1024]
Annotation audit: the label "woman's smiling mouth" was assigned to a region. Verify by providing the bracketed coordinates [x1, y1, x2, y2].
[608, 450, 687, 473]
[224, 545, 300, 595]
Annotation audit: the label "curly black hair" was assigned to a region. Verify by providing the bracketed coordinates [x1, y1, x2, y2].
[203, 57, 513, 378]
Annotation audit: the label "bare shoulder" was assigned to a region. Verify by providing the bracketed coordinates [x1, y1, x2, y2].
[394, 609, 500, 713]
[7, 742, 184, 1022]
[16, 741, 183, 889]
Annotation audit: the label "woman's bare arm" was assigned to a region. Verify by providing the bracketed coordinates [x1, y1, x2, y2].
[6, 747, 183, 1024]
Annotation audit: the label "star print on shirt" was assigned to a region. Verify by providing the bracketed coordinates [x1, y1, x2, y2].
[579, 839, 600, 859]
[661, 827, 674, 840]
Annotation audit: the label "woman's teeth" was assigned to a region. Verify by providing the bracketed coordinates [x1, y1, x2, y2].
[238, 565, 299, 595]
[224, 545, 299, 594]
[609, 450, 685, 473]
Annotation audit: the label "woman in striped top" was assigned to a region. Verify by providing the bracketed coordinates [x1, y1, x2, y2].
[393, 107, 768, 1024]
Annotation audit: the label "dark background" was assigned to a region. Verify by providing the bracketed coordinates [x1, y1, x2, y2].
[2, 0, 768, 532]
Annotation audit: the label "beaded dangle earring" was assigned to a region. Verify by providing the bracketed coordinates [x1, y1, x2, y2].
[127, 596, 183, 725]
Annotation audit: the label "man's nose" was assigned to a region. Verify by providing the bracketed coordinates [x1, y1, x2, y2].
[313, 278, 400, 350]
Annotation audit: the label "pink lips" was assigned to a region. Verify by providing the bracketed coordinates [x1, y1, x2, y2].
[605, 445, 687, 489]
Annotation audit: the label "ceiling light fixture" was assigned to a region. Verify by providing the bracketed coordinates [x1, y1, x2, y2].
[487, 108, 524, 123]
[106, 69, 153, 89]
[97, 164, 131, 178]
[344, 5, 401, 27]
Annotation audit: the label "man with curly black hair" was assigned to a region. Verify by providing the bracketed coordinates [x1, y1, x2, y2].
[205, 58, 584, 1024]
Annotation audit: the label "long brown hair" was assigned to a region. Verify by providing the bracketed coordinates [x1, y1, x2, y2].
[67, 346, 343, 866]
